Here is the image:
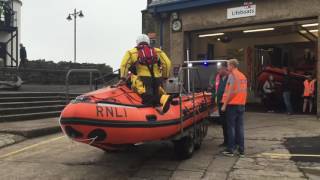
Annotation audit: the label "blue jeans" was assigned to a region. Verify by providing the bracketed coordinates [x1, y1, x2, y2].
[218, 103, 228, 144]
[282, 92, 293, 113]
[226, 105, 245, 153]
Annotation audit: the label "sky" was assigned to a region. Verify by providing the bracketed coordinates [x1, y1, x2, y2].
[21, 0, 147, 69]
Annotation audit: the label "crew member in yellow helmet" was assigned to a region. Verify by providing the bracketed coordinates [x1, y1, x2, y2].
[119, 34, 172, 113]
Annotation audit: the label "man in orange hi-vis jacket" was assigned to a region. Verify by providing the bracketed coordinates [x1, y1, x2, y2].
[221, 59, 247, 158]
[303, 75, 315, 113]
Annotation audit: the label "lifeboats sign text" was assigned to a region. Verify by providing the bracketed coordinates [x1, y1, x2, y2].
[227, 4, 256, 19]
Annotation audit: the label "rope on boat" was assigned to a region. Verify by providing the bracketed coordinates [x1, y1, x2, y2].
[70, 136, 98, 145]
[88, 136, 98, 145]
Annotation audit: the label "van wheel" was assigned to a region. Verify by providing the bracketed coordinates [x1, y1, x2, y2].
[173, 136, 194, 160]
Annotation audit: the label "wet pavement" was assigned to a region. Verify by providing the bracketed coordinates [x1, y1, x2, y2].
[0, 112, 319, 179]
[0, 133, 25, 149]
[284, 136, 320, 163]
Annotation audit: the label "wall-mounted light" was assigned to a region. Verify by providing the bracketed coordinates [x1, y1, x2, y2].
[302, 23, 318, 27]
[243, 28, 274, 33]
[198, 33, 224, 38]
[299, 29, 318, 34]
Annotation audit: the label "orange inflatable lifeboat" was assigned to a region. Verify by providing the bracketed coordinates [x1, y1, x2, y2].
[257, 66, 309, 111]
[59, 84, 212, 158]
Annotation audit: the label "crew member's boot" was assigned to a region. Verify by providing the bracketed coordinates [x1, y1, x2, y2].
[160, 94, 172, 114]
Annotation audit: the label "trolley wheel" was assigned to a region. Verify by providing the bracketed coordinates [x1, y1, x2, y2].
[173, 136, 195, 160]
[194, 132, 204, 150]
[194, 139, 202, 150]
[194, 120, 209, 150]
[194, 126, 202, 150]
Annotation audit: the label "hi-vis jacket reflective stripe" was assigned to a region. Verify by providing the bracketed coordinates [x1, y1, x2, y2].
[304, 80, 315, 97]
[215, 74, 220, 94]
[221, 69, 247, 105]
[120, 47, 171, 78]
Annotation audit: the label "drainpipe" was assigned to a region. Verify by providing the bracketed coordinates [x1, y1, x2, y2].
[317, 16, 320, 118]
[160, 18, 164, 49]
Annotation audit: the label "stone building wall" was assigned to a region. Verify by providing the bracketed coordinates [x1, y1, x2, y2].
[143, 0, 320, 65]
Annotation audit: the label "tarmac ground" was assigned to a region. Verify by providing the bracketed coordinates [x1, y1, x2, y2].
[0, 112, 319, 180]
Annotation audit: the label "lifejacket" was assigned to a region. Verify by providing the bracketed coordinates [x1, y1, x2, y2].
[136, 44, 158, 68]
[304, 80, 315, 97]
[221, 69, 247, 105]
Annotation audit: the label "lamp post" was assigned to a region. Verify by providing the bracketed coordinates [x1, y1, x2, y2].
[67, 9, 84, 63]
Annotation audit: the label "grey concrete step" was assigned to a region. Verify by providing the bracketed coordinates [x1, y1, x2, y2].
[0, 111, 61, 122]
[0, 105, 65, 115]
[0, 91, 78, 122]
[0, 92, 80, 98]
[0, 100, 67, 108]
[0, 96, 65, 103]
[0, 117, 61, 138]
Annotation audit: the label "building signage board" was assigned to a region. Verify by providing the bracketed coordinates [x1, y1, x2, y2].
[227, 4, 256, 19]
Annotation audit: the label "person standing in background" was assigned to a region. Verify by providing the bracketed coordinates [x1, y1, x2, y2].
[263, 75, 276, 112]
[19, 43, 27, 69]
[303, 75, 315, 113]
[212, 62, 229, 147]
[282, 69, 293, 115]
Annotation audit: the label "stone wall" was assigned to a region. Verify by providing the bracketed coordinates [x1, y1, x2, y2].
[0, 60, 115, 85]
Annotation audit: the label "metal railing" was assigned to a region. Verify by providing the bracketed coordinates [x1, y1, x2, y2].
[65, 69, 104, 101]
[94, 69, 120, 89]
[177, 66, 208, 136]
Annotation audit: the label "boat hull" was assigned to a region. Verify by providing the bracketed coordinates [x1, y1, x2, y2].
[59, 85, 212, 150]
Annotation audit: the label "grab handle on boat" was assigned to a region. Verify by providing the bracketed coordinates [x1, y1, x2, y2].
[146, 114, 157, 122]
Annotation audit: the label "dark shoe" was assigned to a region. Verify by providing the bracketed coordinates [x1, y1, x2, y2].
[218, 143, 227, 147]
[222, 150, 234, 157]
[239, 152, 245, 158]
